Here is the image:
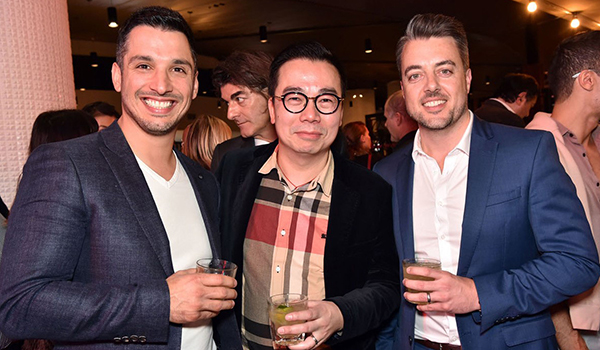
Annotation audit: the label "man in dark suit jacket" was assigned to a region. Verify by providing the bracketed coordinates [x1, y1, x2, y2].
[475, 73, 539, 128]
[210, 51, 277, 171]
[0, 7, 240, 349]
[217, 42, 400, 350]
[374, 14, 600, 350]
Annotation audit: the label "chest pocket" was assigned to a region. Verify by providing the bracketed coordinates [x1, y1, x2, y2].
[487, 187, 521, 207]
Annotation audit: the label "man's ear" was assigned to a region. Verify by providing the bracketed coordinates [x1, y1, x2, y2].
[516, 91, 528, 106]
[268, 97, 276, 125]
[111, 62, 122, 92]
[394, 112, 403, 126]
[576, 70, 596, 92]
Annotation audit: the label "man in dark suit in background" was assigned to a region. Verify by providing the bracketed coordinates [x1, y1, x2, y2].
[217, 41, 400, 350]
[384, 90, 418, 151]
[0, 7, 240, 349]
[210, 51, 277, 171]
[475, 73, 539, 127]
[375, 13, 599, 350]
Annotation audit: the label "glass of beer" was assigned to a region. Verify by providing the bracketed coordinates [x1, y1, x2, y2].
[268, 293, 308, 346]
[402, 258, 441, 305]
[196, 258, 238, 278]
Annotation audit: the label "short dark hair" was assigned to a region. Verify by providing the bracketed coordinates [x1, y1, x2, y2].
[29, 109, 98, 154]
[549, 30, 600, 103]
[212, 51, 273, 97]
[116, 6, 197, 70]
[493, 73, 539, 103]
[82, 101, 120, 118]
[268, 41, 347, 97]
[396, 14, 469, 73]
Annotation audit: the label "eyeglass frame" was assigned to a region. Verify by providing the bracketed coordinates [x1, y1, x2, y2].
[273, 91, 344, 115]
[572, 68, 600, 79]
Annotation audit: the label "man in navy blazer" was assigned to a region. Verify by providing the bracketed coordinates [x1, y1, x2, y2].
[0, 7, 240, 349]
[374, 14, 600, 350]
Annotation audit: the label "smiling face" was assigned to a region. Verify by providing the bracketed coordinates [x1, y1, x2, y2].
[400, 37, 471, 132]
[111, 25, 198, 137]
[220, 83, 271, 139]
[268, 58, 343, 160]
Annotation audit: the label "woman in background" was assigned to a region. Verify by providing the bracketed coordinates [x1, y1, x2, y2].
[343, 121, 381, 170]
[182, 114, 232, 170]
[1, 109, 97, 350]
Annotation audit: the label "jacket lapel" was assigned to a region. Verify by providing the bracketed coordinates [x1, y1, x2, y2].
[457, 117, 498, 276]
[396, 149, 415, 260]
[327, 154, 361, 251]
[99, 124, 174, 276]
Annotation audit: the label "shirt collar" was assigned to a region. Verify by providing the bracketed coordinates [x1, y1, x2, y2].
[489, 98, 517, 115]
[258, 146, 335, 197]
[412, 110, 474, 161]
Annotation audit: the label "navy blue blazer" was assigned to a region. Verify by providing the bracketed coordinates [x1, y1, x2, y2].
[374, 116, 600, 350]
[0, 123, 241, 349]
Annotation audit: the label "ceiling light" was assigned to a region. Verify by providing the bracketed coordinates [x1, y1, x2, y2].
[107, 7, 118, 28]
[90, 52, 99, 68]
[527, 1, 537, 13]
[365, 39, 373, 54]
[259, 26, 267, 43]
[571, 13, 580, 28]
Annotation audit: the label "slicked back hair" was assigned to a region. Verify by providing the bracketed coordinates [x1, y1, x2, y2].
[115, 6, 197, 70]
[269, 41, 347, 98]
[212, 51, 273, 98]
[549, 30, 600, 103]
[396, 13, 470, 74]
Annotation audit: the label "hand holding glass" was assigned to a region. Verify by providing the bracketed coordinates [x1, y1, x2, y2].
[402, 258, 441, 305]
[268, 293, 308, 346]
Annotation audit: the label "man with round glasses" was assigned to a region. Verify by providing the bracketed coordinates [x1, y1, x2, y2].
[216, 41, 400, 350]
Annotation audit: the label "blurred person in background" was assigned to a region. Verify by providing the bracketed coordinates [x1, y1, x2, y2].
[29, 109, 98, 154]
[182, 115, 232, 170]
[1, 109, 97, 350]
[82, 101, 120, 131]
[343, 121, 381, 170]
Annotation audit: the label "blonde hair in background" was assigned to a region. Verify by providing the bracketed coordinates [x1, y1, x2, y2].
[182, 115, 232, 169]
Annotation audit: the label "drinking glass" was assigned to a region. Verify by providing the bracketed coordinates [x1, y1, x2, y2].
[268, 293, 308, 346]
[402, 258, 441, 305]
[196, 258, 237, 278]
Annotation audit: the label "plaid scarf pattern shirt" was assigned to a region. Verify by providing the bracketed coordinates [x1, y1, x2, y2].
[241, 148, 333, 350]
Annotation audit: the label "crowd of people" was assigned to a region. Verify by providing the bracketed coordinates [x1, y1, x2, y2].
[0, 5, 600, 350]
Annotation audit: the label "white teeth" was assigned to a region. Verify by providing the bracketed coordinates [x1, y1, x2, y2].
[144, 99, 173, 109]
[424, 100, 445, 107]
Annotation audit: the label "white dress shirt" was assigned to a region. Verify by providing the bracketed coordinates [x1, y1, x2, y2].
[412, 112, 474, 345]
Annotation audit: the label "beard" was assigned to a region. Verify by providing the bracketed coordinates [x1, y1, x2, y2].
[122, 91, 187, 136]
[408, 91, 468, 131]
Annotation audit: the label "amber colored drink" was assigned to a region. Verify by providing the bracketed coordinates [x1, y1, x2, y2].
[402, 258, 441, 305]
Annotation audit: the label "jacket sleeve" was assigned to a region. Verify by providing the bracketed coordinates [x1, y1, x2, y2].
[0, 144, 170, 342]
[473, 132, 600, 332]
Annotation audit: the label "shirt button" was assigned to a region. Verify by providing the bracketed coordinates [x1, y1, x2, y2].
[276, 265, 281, 273]
[281, 229, 286, 236]
[287, 194, 293, 201]
[437, 201, 444, 206]
[570, 133, 574, 137]
[583, 153, 587, 157]
[441, 235, 446, 240]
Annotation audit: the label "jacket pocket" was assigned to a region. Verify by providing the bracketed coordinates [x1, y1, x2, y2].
[487, 187, 521, 207]
[501, 315, 555, 346]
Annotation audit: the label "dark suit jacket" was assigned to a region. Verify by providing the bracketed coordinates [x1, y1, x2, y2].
[0, 123, 241, 349]
[216, 142, 400, 350]
[475, 99, 525, 128]
[211, 136, 255, 172]
[374, 116, 600, 350]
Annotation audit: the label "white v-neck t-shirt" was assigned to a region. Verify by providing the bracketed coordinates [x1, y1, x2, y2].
[136, 153, 215, 350]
